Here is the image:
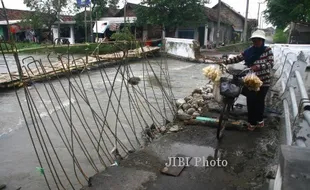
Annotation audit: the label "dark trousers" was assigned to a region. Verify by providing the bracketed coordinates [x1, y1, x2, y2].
[241, 86, 269, 125]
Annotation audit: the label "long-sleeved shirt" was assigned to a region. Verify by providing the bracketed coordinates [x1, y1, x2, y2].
[224, 46, 274, 86]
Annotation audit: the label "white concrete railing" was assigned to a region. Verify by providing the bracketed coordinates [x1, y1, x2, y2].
[164, 37, 196, 59]
[270, 44, 310, 68]
[270, 44, 310, 190]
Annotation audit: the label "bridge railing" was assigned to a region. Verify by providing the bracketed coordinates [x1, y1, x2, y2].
[269, 44, 310, 190]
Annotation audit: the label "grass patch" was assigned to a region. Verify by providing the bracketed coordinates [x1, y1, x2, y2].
[15, 42, 42, 49]
[216, 42, 252, 52]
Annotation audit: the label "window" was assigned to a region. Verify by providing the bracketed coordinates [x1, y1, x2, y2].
[60, 26, 70, 38]
[178, 30, 195, 39]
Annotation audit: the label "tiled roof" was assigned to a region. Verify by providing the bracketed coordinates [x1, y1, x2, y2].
[114, 2, 143, 17]
[204, 7, 232, 25]
[60, 15, 74, 21]
[0, 8, 31, 21]
[212, 1, 258, 25]
[212, 1, 245, 20]
[115, 3, 232, 26]
[0, 8, 74, 22]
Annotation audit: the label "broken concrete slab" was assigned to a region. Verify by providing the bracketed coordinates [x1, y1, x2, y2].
[160, 154, 192, 176]
[169, 125, 180, 132]
[81, 167, 157, 190]
[280, 145, 310, 190]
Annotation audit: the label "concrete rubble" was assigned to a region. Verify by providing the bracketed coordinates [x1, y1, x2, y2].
[176, 84, 219, 121]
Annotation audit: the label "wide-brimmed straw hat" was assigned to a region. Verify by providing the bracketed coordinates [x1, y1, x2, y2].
[249, 30, 266, 40]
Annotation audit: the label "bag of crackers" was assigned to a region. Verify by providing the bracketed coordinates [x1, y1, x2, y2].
[202, 65, 222, 82]
[243, 72, 263, 91]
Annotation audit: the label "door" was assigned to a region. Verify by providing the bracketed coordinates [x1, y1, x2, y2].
[198, 26, 205, 46]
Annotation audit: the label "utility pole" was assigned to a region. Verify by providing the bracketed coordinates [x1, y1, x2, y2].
[216, 0, 221, 47]
[84, 6, 87, 43]
[257, 2, 263, 29]
[124, 0, 127, 24]
[96, 12, 98, 42]
[57, 0, 60, 43]
[243, 0, 249, 42]
[90, 2, 93, 43]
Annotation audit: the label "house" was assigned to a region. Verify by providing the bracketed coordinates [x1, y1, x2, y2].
[74, 8, 119, 43]
[171, 7, 234, 47]
[284, 22, 310, 44]
[212, 1, 258, 42]
[256, 27, 275, 38]
[0, 8, 32, 41]
[264, 27, 275, 36]
[0, 8, 75, 43]
[112, 3, 162, 41]
[110, 2, 235, 47]
[52, 15, 75, 44]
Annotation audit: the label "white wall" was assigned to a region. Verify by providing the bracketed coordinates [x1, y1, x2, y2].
[142, 29, 148, 41]
[204, 25, 208, 46]
[52, 24, 75, 44]
[165, 37, 196, 59]
[270, 44, 310, 67]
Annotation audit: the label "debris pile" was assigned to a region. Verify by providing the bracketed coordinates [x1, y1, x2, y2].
[143, 122, 183, 142]
[176, 84, 221, 121]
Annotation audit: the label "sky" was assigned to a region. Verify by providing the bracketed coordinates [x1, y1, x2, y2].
[1, 0, 272, 28]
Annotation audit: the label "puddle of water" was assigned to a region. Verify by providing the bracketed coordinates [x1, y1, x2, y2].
[151, 142, 224, 167]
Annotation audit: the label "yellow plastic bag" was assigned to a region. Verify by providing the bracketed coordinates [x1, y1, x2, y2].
[202, 65, 222, 82]
[243, 72, 263, 91]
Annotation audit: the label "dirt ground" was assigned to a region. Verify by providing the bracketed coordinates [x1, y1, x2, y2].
[82, 109, 281, 190]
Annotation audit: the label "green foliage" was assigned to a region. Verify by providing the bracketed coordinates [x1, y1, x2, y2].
[19, 11, 52, 31]
[16, 43, 125, 54]
[23, 0, 69, 30]
[135, 0, 209, 30]
[111, 27, 135, 41]
[110, 26, 138, 51]
[15, 42, 42, 49]
[74, 0, 109, 27]
[108, 0, 119, 9]
[74, 0, 114, 39]
[264, 0, 310, 28]
[273, 28, 288, 43]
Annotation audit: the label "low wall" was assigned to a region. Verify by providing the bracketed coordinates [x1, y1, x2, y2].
[270, 44, 310, 67]
[270, 44, 310, 190]
[164, 38, 196, 60]
[216, 42, 251, 53]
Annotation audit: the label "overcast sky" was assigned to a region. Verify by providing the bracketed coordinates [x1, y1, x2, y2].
[1, 0, 271, 28]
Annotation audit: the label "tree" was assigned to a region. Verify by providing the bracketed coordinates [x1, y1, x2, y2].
[90, 0, 109, 18]
[273, 28, 288, 43]
[135, 0, 209, 32]
[264, 0, 310, 28]
[23, 0, 69, 41]
[74, 0, 110, 28]
[108, 0, 119, 9]
[73, 0, 109, 42]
